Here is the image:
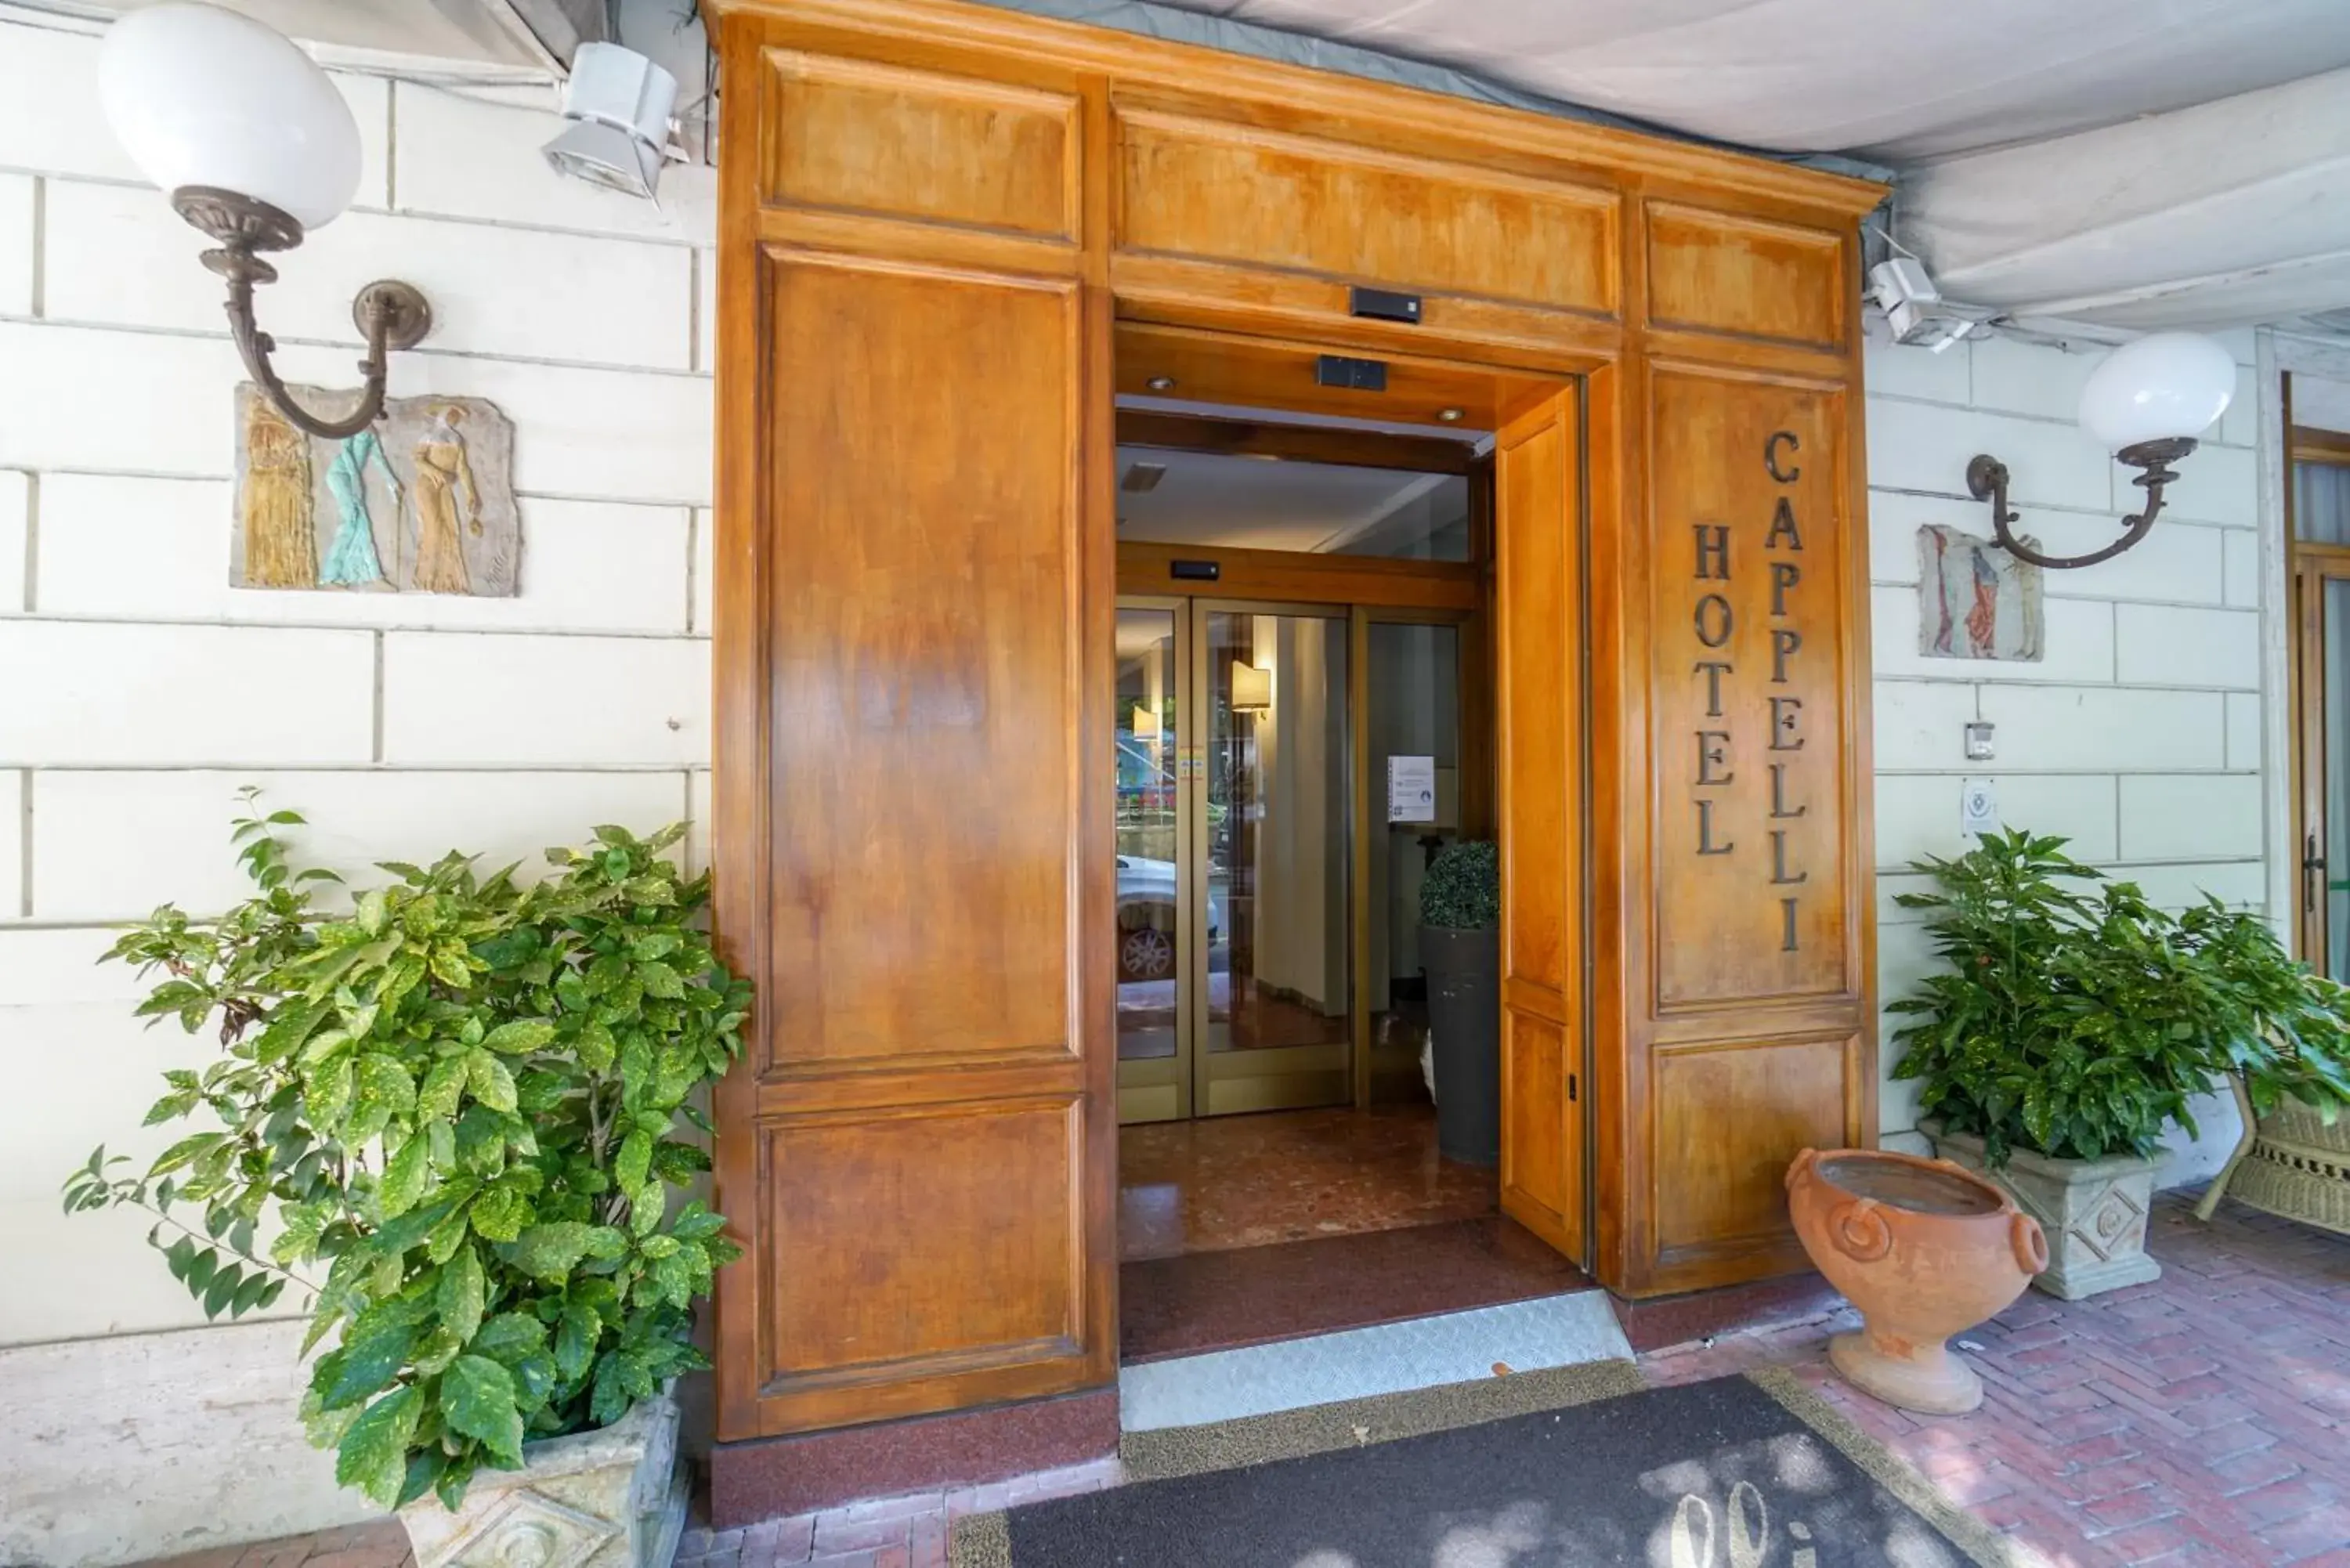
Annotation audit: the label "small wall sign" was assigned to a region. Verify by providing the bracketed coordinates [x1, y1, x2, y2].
[1387, 755, 1437, 823]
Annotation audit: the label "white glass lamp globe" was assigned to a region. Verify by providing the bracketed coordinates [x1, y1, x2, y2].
[2077, 331, 2237, 451]
[98, 2, 361, 233]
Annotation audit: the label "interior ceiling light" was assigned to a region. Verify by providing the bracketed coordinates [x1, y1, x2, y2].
[1145, 375, 1177, 392]
[1437, 407, 1466, 423]
[99, 4, 432, 442]
[1967, 331, 2236, 570]
[99, 2, 432, 439]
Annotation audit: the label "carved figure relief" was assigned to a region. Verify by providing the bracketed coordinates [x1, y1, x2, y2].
[410, 404, 484, 595]
[232, 385, 519, 596]
[1918, 523, 2042, 662]
[239, 397, 317, 588]
[320, 427, 400, 587]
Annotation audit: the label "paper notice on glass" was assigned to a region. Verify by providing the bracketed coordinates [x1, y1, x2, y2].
[1386, 755, 1437, 823]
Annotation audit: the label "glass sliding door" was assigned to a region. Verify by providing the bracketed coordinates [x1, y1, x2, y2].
[1198, 606, 1354, 1115]
[1113, 598, 1361, 1121]
[1115, 602, 1191, 1122]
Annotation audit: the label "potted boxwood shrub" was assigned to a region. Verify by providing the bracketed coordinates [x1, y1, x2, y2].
[1419, 840, 1500, 1166]
[63, 799, 747, 1568]
[1889, 829, 2350, 1299]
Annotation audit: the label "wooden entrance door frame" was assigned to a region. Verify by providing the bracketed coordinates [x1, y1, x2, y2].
[2287, 393, 2350, 970]
[1110, 319, 1594, 1260]
[706, 0, 1882, 1460]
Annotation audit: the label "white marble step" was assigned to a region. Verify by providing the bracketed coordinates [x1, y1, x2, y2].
[1118, 1291, 1633, 1432]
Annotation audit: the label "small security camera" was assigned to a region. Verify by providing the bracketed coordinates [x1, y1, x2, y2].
[1869, 258, 1942, 341]
[543, 43, 678, 202]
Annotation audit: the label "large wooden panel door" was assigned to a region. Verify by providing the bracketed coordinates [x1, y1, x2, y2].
[709, 9, 1114, 1442]
[1493, 390, 1586, 1261]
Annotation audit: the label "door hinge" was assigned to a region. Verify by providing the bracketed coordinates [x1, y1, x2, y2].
[1567, 1073, 1578, 1104]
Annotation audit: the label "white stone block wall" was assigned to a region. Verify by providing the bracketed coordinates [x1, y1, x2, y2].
[0, 19, 718, 1560]
[1863, 327, 2272, 1182]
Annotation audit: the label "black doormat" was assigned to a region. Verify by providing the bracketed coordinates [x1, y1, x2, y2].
[951, 1367, 2022, 1567]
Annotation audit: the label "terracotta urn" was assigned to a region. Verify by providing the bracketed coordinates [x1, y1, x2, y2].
[1786, 1147, 2048, 1414]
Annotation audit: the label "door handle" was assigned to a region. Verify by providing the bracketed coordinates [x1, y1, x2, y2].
[2305, 834, 2327, 914]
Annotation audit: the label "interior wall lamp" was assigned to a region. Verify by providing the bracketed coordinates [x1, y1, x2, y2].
[1230, 663, 1273, 713]
[98, 3, 433, 439]
[1968, 331, 2236, 570]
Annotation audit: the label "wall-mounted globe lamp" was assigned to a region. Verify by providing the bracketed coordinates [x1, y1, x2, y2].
[1967, 331, 2237, 569]
[99, 2, 433, 440]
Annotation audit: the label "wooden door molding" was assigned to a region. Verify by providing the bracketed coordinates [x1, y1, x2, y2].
[709, 0, 1885, 1450]
[1493, 390, 1588, 1260]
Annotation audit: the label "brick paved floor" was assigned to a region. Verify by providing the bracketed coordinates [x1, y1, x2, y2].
[138, 1191, 2347, 1568]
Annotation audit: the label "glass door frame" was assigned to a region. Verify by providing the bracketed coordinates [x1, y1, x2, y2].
[2288, 413, 2350, 973]
[1115, 591, 1484, 1122]
[1115, 594, 1196, 1122]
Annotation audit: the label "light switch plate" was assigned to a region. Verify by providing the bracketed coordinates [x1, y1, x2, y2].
[1961, 778, 1999, 836]
[1964, 721, 1996, 761]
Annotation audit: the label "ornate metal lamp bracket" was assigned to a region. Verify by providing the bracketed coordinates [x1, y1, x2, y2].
[1965, 437, 2196, 571]
[172, 186, 432, 442]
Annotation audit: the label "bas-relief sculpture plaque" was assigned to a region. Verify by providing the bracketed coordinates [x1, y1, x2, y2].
[1654, 370, 1848, 1009]
[233, 385, 520, 597]
[1916, 523, 2044, 663]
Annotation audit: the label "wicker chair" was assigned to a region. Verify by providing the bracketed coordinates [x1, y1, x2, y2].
[2194, 1078, 2350, 1235]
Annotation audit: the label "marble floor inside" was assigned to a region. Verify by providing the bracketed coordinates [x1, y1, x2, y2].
[1115, 1104, 1593, 1363]
[1117, 1103, 1495, 1260]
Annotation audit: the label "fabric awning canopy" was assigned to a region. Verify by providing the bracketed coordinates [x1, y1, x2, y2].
[1112, 0, 2350, 330]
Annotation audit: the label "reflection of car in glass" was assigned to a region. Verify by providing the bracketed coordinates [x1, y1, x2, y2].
[1115, 855, 1227, 983]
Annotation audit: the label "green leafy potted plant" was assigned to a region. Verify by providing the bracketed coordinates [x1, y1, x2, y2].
[1889, 829, 2350, 1298]
[63, 798, 747, 1568]
[1419, 840, 1500, 1165]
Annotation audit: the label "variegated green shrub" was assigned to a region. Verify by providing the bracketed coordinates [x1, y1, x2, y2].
[63, 797, 748, 1512]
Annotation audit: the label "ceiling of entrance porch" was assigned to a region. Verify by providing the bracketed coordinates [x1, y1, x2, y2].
[1115, 445, 1470, 556]
[1139, 0, 2350, 331]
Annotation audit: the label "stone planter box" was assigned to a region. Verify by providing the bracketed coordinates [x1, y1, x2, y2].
[397, 1390, 685, 1568]
[1921, 1122, 2161, 1300]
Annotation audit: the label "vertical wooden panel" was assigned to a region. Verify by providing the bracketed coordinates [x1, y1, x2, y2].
[1648, 366, 1849, 1010]
[765, 253, 1077, 1068]
[712, 9, 1113, 1443]
[1589, 195, 1875, 1298]
[1493, 391, 1585, 1260]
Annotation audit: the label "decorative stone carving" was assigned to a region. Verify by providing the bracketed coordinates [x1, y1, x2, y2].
[396, 1392, 685, 1568]
[232, 384, 520, 598]
[1922, 1122, 2163, 1299]
[1916, 523, 2043, 662]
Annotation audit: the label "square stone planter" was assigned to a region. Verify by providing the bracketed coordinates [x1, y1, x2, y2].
[396, 1391, 685, 1568]
[1921, 1122, 2161, 1300]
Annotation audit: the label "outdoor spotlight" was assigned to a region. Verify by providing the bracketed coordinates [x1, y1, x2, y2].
[99, 2, 431, 441]
[544, 43, 679, 201]
[1968, 331, 2236, 570]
